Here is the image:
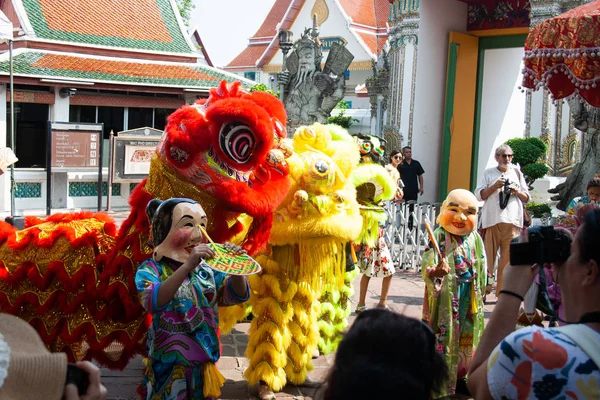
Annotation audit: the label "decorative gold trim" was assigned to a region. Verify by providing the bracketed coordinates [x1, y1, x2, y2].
[408, 45, 418, 146]
[468, 27, 530, 37]
[524, 91, 532, 138]
[553, 101, 563, 174]
[311, 0, 329, 26]
[262, 60, 374, 73]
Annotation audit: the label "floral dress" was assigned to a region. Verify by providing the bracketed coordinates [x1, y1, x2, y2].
[421, 227, 486, 398]
[356, 226, 395, 278]
[135, 258, 249, 400]
[487, 326, 600, 399]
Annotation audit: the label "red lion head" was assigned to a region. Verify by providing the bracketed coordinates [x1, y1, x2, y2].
[156, 81, 292, 254]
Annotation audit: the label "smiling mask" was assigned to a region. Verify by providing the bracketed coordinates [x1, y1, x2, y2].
[147, 198, 208, 263]
[437, 189, 479, 237]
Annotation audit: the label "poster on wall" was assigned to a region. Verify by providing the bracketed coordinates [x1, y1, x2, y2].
[124, 145, 154, 175]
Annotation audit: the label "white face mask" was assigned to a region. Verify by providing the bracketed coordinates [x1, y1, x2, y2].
[153, 202, 208, 263]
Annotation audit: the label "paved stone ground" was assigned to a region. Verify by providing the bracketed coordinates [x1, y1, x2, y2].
[101, 269, 499, 400]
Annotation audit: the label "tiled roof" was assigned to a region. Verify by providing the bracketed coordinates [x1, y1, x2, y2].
[0, 50, 253, 88]
[21, 0, 193, 54]
[338, 0, 390, 28]
[252, 0, 292, 38]
[227, 44, 269, 68]
[356, 31, 388, 56]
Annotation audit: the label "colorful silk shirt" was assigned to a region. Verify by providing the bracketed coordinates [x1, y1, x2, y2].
[135, 258, 249, 399]
[487, 326, 600, 399]
[421, 227, 486, 398]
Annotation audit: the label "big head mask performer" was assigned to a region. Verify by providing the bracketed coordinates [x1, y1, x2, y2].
[150, 198, 208, 263]
[421, 189, 486, 398]
[136, 197, 250, 400]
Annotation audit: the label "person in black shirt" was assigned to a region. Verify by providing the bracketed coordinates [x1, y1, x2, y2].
[397, 146, 424, 201]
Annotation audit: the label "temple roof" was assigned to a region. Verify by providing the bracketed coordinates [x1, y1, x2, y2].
[227, 44, 269, 68]
[251, 0, 292, 39]
[338, 0, 389, 30]
[16, 0, 195, 55]
[226, 0, 389, 70]
[0, 49, 252, 89]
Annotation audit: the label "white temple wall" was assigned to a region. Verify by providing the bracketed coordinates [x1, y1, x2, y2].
[477, 47, 526, 179]
[411, 0, 466, 203]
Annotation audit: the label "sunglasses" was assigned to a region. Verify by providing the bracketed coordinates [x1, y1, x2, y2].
[393, 156, 402, 159]
[500, 154, 513, 158]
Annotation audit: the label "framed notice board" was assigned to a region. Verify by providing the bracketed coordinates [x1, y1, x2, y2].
[110, 127, 162, 182]
[49, 122, 103, 168]
[46, 122, 104, 214]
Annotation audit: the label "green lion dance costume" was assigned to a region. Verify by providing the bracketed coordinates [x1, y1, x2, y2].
[244, 123, 362, 396]
[316, 134, 396, 355]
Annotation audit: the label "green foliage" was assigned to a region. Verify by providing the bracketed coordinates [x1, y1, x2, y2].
[504, 137, 548, 188]
[525, 201, 552, 218]
[522, 163, 549, 181]
[176, 0, 195, 26]
[328, 100, 358, 129]
[249, 83, 278, 98]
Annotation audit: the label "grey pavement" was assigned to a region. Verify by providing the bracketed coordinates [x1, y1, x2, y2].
[101, 270, 498, 399]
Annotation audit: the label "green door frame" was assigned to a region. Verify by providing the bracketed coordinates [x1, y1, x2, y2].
[469, 34, 528, 191]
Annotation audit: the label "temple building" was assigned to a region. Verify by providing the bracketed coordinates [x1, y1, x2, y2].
[372, 0, 592, 203]
[0, 0, 251, 213]
[224, 0, 390, 134]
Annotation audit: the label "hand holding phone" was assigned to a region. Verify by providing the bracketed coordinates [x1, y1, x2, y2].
[65, 363, 90, 397]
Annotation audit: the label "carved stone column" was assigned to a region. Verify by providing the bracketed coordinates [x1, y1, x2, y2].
[381, 0, 420, 149]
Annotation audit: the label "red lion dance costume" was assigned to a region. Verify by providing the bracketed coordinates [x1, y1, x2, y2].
[0, 81, 291, 369]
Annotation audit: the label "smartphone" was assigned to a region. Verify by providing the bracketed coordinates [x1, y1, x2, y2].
[65, 363, 90, 397]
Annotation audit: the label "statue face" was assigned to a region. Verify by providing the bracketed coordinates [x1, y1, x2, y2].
[438, 190, 478, 236]
[298, 47, 316, 73]
[154, 202, 208, 263]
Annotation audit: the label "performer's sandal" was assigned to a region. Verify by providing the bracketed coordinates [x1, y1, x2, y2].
[258, 382, 275, 400]
[355, 305, 367, 313]
[485, 275, 494, 295]
[376, 304, 390, 310]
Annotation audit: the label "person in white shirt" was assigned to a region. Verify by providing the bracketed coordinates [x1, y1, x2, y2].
[476, 144, 529, 295]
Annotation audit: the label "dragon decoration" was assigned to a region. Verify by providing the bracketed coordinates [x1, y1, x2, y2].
[0, 81, 292, 369]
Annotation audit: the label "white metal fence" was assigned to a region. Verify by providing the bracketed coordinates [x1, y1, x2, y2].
[383, 200, 442, 271]
[382, 200, 554, 271]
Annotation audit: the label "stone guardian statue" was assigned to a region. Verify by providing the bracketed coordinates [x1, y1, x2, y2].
[279, 15, 354, 136]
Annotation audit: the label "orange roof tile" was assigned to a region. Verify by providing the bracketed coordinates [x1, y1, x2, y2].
[21, 0, 192, 53]
[227, 44, 269, 68]
[356, 31, 388, 55]
[338, 0, 390, 28]
[32, 54, 214, 80]
[252, 0, 293, 38]
[37, 0, 171, 42]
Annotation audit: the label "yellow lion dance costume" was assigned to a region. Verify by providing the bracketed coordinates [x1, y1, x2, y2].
[244, 123, 362, 393]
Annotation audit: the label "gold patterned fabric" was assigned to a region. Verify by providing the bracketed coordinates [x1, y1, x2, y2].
[523, 1, 600, 107]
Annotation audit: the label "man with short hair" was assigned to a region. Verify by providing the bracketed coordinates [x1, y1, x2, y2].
[476, 144, 529, 295]
[397, 146, 424, 201]
[397, 146, 424, 232]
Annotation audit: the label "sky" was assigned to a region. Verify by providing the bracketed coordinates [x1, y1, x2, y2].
[190, 0, 276, 68]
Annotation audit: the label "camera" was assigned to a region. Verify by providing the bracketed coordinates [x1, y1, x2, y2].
[510, 225, 572, 266]
[502, 178, 512, 195]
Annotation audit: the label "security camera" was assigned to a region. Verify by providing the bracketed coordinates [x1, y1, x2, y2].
[59, 88, 77, 98]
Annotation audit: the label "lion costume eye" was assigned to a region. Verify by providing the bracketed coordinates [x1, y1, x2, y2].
[219, 122, 256, 164]
[312, 159, 330, 176]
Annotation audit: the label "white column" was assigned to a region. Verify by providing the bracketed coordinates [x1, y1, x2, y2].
[52, 87, 71, 121]
[0, 84, 8, 213]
